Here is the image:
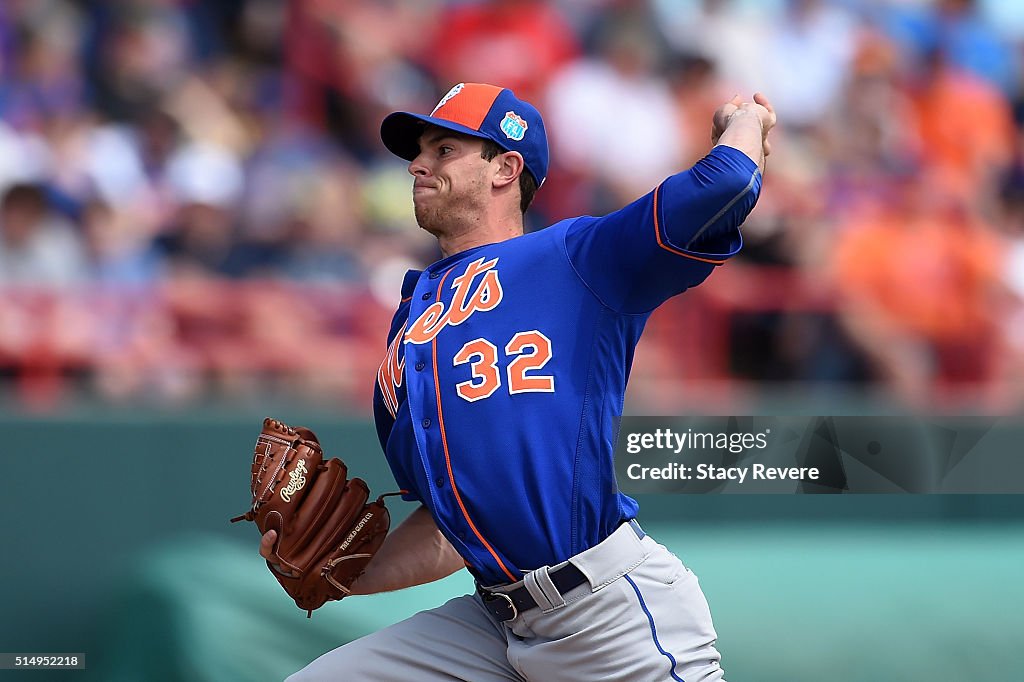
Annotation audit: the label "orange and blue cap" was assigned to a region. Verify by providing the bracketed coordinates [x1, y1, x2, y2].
[381, 83, 548, 187]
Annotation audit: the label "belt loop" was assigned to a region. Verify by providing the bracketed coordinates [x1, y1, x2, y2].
[524, 565, 565, 612]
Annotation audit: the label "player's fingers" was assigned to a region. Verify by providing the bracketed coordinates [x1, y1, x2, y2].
[753, 91, 774, 112]
[714, 100, 738, 118]
[716, 95, 741, 115]
[259, 529, 278, 560]
[753, 92, 778, 130]
[713, 103, 737, 129]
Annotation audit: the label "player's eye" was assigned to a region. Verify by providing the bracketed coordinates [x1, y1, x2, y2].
[438, 145, 454, 156]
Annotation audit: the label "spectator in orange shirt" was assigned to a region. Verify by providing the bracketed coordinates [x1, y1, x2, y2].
[832, 175, 1005, 404]
[909, 49, 1015, 206]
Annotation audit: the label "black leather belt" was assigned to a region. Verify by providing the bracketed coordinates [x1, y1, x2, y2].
[477, 562, 587, 622]
[476, 520, 645, 622]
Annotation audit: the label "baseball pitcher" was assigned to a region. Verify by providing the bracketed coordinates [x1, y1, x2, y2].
[264, 82, 774, 681]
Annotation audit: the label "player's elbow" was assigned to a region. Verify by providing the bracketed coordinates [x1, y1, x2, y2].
[711, 157, 761, 205]
[685, 148, 760, 198]
[665, 158, 761, 236]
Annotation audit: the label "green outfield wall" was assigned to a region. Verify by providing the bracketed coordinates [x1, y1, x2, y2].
[2, 409, 1022, 681]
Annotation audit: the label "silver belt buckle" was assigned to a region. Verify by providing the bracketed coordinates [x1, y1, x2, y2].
[495, 592, 518, 621]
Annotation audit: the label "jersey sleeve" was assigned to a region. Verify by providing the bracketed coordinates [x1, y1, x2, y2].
[563, 144, 761, 314]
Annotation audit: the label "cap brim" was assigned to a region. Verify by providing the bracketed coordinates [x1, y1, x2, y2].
[380, 112, 492, 161]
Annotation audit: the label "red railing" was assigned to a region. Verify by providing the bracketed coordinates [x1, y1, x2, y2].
[0, 280, 393, 409]
[8, 269, 987, 412]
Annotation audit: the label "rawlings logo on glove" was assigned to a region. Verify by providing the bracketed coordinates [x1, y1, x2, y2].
[231, 418, 394, 617]
[281, 459, 308, 502]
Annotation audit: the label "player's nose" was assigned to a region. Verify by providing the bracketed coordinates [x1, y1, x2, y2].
[408, 153, 430, 177]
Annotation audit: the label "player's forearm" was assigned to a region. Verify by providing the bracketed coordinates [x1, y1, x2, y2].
[716, 109, 767, 174]
[659, 145, 761, 252]
[349, 504, 465, 595]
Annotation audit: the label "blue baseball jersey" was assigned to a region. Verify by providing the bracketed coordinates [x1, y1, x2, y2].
[373, 145, 761, 586]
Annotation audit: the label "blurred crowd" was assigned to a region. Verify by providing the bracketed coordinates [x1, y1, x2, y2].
[2, 0, 1024, 412]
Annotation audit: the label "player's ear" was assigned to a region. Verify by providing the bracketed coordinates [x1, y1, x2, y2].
[492, 151, 525, 190]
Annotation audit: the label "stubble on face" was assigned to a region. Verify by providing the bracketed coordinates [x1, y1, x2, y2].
[413, 196, 446, 237]
[413, 160, 489, 238]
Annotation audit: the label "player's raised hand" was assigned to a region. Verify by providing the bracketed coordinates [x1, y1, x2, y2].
[711, 94, 744, 147]
[711, 93, 777, 170]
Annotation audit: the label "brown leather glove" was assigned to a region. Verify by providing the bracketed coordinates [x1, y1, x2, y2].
[231, 418, 392, 616]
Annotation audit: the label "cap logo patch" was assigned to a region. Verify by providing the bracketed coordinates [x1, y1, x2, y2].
[500, 111, 528, 141]
[431, 83, 465, 115]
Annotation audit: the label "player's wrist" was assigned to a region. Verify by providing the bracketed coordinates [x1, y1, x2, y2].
[726, 108, 766, 133]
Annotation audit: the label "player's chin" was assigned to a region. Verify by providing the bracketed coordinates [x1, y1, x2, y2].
[414, 204, 444, 236]
[412, 190, 438, 209]
[413, 192, 445, 217]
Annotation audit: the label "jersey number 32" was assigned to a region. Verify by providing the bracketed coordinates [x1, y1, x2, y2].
[453, 330, 554, 402]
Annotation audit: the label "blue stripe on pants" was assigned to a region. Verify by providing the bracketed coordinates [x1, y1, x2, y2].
[624, 574, 685, 682]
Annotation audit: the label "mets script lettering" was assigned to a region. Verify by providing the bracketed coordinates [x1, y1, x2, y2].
[405, 257, 503, 345]
[378, 321, 407, 418]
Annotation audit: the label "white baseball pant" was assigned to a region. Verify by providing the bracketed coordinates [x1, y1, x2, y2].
[286, 521, 725, 681]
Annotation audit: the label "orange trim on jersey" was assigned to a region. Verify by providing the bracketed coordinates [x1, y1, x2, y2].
[433, 84, 502, 131]
[401, 296, 412, 303]
[652, 184, 728, 265]
[430, 268, 519, 583]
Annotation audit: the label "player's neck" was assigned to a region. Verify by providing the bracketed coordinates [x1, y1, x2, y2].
[437, 214, 524, 258]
